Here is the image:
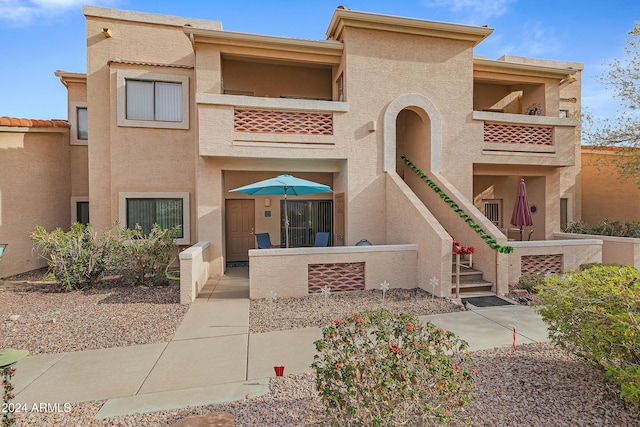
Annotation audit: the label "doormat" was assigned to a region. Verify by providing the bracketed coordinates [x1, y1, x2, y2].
[461, 296, 514, 308]
[226, 262, 249, 268]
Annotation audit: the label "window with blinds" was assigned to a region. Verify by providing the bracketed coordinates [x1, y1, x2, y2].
[126, 198, 183, 237]
[125, 80, 182, 122]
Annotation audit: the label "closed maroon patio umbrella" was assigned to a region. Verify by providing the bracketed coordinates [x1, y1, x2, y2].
[510, 178, 533, 241]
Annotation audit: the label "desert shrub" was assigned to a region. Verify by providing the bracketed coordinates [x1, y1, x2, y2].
[579, 262, 626, 271]
[515, 273, 547, 294]
[108, 223, 179, 286]
[535, 265, 640, 406]
[561, 220, 591, 234]
[31, 223, 112, 290]
[562, 219, 640, 238]
[312, 308, 478, 426]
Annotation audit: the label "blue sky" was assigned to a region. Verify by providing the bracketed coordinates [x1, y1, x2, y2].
[0, 0, 638, 121]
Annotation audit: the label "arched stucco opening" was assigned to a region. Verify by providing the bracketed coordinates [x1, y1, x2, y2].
[383, 93, 442, 175]
[395, 108, 431, 179]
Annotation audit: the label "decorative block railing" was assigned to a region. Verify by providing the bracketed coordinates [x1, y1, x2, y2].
[521, 254, 563, 275]
[234, 109, 333, 135]
[484, 123, 553, 145]
[308, 262, 365, 293]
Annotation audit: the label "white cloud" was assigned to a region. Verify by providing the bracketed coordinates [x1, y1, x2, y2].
[514, 21, 561, 57]
[424, 0, 515, 24]
[478, 20, 561, 60]
[0, 0, 116, 26]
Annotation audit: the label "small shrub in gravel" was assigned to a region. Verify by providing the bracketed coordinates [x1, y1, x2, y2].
[515, 273, 547, 294]
[108, 223, 179, 286]
[535, 265, 640, 406]
[312, 308, 477, 426]
[31, 223, 111, 290]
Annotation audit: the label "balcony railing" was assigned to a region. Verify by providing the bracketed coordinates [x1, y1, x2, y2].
[234, 109, 333, 135]
[472, 111, 578, 163]
[483, 122, 553, 146]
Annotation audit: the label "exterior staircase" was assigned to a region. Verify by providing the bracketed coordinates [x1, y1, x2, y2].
[451, 255, 493, 294]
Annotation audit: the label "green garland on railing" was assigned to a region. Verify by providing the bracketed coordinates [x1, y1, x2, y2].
[401, 155, 514, 254]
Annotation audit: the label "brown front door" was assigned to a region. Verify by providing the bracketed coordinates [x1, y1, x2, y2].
[334, 193, 345, 246]
[225, 199, 255, 262]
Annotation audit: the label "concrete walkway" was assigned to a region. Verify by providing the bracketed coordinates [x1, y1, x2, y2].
[12, 268, 549, 419]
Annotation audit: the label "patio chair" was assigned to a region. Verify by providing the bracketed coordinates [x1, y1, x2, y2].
[256, 233, 274, 249]
[314, 232, 330, 247]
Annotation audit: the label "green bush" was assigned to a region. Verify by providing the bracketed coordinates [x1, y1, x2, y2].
[562, 219, 640, 238]
[515, 273, 547, 294]
[31, 223, 111, 290]
[534, 265, 640, 406]
[108, 223, 179, 286]
[579, 262, 626, 271]
[312, 308, 478, 426]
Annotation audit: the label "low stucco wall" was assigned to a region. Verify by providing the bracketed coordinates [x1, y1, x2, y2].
[179, 241, 211, 304]
[554, 232, 640, 269]
[508, 239, 602, 285]
[248, 244, 418, 299]
[385, 173, 452, 296]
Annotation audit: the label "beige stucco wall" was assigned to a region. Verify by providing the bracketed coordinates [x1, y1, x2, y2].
[248, 244, 418, 299]
[85, 7, 213, 243]
[0, 128, 71, 277]
[179, 241, 211, 303]
[508, 238, 602, 284]
[555, 232, 640, 269]
[222, 59, 332, 99]
[581, 149, 640, 225]
[385, 173, 452, 296]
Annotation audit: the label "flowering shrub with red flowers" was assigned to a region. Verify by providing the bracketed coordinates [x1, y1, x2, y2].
[312, 309, 478, 426]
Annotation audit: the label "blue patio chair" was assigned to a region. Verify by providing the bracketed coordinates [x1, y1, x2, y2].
[256, 233, 274, 249]
[314, 232, 330, 247]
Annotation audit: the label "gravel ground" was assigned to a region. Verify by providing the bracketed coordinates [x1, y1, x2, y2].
[0, 274, 188, 355]
[4, 273, 639, 426]
[13, 344, 640, 426]
[250, 287, 465, 333]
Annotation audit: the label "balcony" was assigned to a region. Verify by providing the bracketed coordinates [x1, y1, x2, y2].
[234, 109, 333, 135]
[473, 111, 579, 165]
[196, 93, 348, 158]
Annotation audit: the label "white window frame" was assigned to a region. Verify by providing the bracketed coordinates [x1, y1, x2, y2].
[116, 70, 189, 129]
[118, 192, 190, 245]
[69, 101, 88, 145]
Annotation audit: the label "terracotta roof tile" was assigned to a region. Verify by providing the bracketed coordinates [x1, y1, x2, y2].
[0, 116, 70, 128]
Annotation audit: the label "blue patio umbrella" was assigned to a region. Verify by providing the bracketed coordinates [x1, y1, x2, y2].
[229, 174, 333, 248]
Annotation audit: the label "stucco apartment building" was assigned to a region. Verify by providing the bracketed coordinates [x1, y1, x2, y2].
[2, 6, 600, 298]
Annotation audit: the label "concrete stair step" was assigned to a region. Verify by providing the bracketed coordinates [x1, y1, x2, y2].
[451, 265, 484, 282]
[451, 280, 493, 293]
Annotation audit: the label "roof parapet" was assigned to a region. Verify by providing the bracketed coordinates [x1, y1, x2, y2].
[183, 27, 343, 58]
[473, 57, 578, 79]
[54, 70, 86, 87]
[326, 8, 493, 45]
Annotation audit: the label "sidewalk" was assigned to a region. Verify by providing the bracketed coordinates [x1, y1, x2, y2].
[11, 269, 549, 419]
